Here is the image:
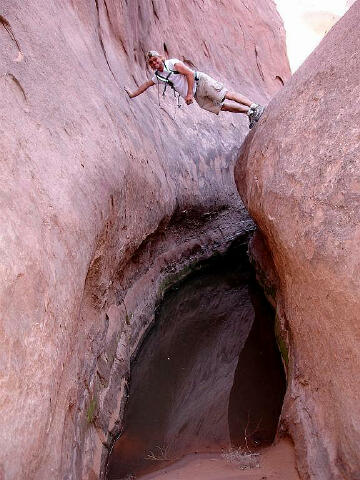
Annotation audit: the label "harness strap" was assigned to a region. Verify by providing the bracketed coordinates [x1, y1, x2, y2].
[155, 64, 200, 109]
[156, 70, 199, 84]
[155, 70, 175, 97]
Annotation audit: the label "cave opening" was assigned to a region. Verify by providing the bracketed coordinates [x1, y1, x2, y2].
[107, 236, 286, 479]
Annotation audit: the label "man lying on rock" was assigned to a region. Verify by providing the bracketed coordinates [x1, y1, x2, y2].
[124, 50, 264, 129]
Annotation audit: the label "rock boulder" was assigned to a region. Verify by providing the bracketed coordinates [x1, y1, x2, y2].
[235, 2, 360, 478]
[0, 1, 289, 478]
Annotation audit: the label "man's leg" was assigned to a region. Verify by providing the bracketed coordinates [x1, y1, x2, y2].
[222, 91, 265, 129]
[225, 91, 252, 107]
[221, 90, 254, 114]
[221, 101, 249, 114]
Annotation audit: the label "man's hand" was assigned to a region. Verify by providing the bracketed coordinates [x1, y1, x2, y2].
[174, 61, 195, 106]
[124, 86, 133, 98]
[124, 80, 155, 99]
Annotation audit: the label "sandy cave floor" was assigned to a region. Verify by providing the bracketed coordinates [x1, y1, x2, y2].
[138, 438, 299, 480]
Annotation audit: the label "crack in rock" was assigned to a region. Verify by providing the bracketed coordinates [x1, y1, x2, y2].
[0, 15, 23, 60]
[94, 0, 119, 84]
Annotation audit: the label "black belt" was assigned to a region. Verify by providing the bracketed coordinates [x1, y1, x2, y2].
[194, 71, 200, 82]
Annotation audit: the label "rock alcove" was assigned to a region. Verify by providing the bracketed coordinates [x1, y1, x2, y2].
[106, 238, 287, 479]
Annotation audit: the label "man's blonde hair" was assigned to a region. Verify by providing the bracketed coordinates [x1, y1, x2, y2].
[146, 50, 161, 60]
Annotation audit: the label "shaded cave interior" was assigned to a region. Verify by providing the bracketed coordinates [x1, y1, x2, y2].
[107, 236, 287, 479]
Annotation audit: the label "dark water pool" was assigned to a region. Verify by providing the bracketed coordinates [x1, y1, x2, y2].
[107, 239, 286, 479]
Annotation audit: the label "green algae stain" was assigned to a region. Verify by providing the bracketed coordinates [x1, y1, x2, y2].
[86, 397, 97, 424]
[275, 314, 289, 370]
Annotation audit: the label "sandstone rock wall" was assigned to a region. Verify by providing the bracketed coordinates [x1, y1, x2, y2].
[235, 2, 360, 478]
[0, 1, 289, 478]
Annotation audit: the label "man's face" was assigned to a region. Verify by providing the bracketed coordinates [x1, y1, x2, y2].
[148, 56, 163, 71]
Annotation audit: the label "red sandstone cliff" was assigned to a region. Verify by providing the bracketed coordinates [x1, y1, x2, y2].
[0, 1, 289, 478]
[235, 2, 360, 479]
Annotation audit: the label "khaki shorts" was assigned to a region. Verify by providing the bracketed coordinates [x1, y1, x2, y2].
[194, 72, 228, 115]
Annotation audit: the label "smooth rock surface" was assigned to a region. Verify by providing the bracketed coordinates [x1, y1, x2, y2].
[0, 1, 289, 479]
[235, 2, 360, 479]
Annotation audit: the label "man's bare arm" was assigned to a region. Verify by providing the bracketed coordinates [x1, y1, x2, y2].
[124, 80, 155, 98]
[174, 61, 195, 105]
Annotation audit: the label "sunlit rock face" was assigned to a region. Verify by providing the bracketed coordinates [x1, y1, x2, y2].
[0, 1, 289, 478]
[235, 2, 360, 479]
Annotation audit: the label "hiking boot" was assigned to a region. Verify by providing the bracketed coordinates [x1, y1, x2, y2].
[248, 104, 265, 129]
[247, 106, 256, 129]
[253, 104, 265, 122]
[248, 112, 256, 129]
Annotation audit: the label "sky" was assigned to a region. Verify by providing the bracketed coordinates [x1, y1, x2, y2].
[275, 0, 353, 71]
